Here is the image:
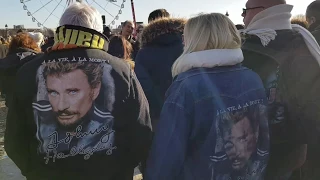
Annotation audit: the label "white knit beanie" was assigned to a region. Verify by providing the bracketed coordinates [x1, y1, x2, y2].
[28, 32, 44, 47]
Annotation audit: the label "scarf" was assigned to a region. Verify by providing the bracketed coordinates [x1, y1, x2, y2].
[172, 49, 243, 77]
[240, 4, 320, 66]
[51, 25, 109, 52]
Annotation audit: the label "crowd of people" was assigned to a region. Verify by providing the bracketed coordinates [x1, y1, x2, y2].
[0, 0, 320, 179]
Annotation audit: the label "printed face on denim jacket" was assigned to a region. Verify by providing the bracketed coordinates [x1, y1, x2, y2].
[218, 108, 259, 171]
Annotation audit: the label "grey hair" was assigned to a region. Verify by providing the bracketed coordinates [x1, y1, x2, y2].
[59, 2, 103, 33]
[43, 28, 55, 38]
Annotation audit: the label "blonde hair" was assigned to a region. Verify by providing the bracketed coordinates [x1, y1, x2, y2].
[172, 13, 241, 77]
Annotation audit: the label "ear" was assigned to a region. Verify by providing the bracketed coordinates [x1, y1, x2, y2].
[92, 82, 101, 100]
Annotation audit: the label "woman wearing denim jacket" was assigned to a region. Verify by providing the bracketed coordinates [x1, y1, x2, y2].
[145, 13, 270, 180]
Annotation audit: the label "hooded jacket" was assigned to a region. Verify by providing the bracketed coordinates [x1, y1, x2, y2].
[4, 25, 152, 180]
[134, 18, 186, 127]
[146, 49, 269, 180]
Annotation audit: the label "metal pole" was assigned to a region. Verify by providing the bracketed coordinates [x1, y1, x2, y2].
[131, 0, 137, 37]
[5, 24, 8, 37]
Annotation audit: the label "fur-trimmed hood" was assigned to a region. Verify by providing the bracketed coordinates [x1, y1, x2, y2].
[141, 18, 186, 47]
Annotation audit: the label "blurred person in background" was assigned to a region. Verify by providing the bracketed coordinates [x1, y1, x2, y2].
[302, 1, 320, 179]
[28, 32, 44, 49]
[6, 35, 12, 44]
[108, 20, 138, 60]
[108, 35, 135, 69]
[0, 41, 8, 59]
[16, 29, 26, 34]
[119, 20, 139, 60]
[145, 13, 269, 180]
[103, 26, 113, 39]
[307, 1, 320, 42]
[135, 24, 144, 49]
[148, 9, 170, 23]
[136, 24, 145, 41]
[121, 20, 134, 40]
[0, 32, 41, 107]
[0, 36, 9, 45]
[41, 28, 55, 52]
[108, 35, 127, 58]
[134, 16, 185, 128]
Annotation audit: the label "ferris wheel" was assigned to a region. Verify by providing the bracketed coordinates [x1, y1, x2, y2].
[20, 0, 127, 28]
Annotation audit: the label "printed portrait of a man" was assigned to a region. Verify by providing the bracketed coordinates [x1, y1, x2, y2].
[43, 62, 102, 131]
[218, 108, 259, 171]
[33, 61, 116, 160]
[210, 104, 269, 179]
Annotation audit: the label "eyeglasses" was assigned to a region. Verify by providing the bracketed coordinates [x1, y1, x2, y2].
[242, 6, 264, 15]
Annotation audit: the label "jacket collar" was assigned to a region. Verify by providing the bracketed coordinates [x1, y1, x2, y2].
[8, 47, 39, 56]
[50, 25, 109, 52]
[141, 18, 186, 47]
[240, 4, 293, 46]
[172, 49, 244, 77]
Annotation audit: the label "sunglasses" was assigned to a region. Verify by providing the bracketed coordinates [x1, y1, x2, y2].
[242, 6, 264, 15]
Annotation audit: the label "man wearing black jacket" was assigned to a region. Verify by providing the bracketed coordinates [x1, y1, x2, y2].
[303, 2, 320, 179]
[241, 0, 320, 179]
[4, 2, 152, 180]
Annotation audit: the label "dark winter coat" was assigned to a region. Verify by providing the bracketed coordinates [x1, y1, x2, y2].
[4, 25, 152, 180]
[242, 30, 320, 178]
[134, 18, 185, 127]
[0, 48, 40, 107]
[108, 35, 139, 60]
[303, 23, 320, 180]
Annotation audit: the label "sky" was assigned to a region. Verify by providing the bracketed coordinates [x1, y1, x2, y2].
[0, 0, 316, 29]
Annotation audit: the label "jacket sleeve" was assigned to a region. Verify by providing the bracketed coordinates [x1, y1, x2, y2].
[283, 51, 320, 144]
[4, 86, 31, 175]
[145, 100, 191, 180]
[125, 72, 153, 172]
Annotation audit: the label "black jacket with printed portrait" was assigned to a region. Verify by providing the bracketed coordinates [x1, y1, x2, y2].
[4, 25, 152, 180]
[242, 29, 320, 179]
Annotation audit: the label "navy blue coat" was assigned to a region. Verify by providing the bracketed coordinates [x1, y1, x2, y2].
[135, 18, 185, 126]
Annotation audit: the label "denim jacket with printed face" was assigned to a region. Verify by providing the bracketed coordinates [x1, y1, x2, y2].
[146, 65, 270, 180]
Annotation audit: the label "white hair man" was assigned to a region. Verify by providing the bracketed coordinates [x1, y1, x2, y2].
[240, 0, 320, 179]
[4, 2, 152, 180]
[59, 2, 103, 33]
